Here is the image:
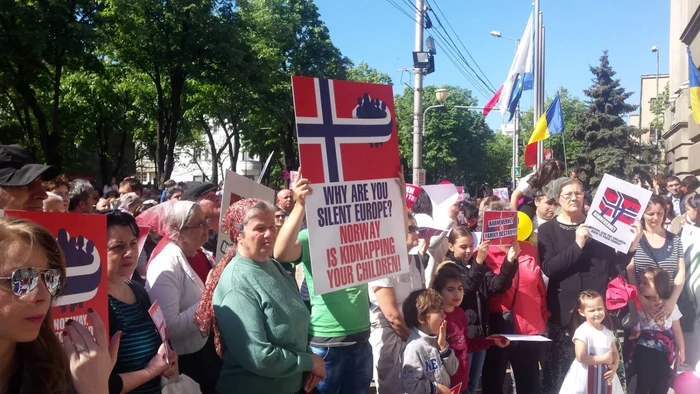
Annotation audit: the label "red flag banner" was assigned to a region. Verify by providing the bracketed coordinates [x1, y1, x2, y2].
[4, 210, 108, 339]
[483, 85, 503, 117]
[524, 143, 538, 167]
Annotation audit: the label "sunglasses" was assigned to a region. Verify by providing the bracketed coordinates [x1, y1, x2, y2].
[0, 268, 63, 297]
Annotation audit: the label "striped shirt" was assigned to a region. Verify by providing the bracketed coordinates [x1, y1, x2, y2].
[633, 232, 683, 284]
[109, 295, 163, 394]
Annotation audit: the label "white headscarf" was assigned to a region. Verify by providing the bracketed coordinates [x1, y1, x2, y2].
[136, 200, 197, 241]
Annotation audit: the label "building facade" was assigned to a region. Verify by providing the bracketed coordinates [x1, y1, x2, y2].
[665, 0, 700, 177]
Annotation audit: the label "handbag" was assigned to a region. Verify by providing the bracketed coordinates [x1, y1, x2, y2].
[489, 267, 520, 334]
[162, 374, 202, 394]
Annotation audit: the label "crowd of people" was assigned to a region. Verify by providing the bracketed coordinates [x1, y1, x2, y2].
[0, 142, 699, 394]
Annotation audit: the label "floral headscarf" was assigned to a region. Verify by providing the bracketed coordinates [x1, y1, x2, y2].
[194, 198, 263, 357]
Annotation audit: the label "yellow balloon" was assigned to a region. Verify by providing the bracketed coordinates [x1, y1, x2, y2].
[517, 211, 533, 241]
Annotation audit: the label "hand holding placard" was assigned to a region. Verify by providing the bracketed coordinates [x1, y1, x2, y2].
[292, 167, 313, 205]
[575, 223, 590, 249]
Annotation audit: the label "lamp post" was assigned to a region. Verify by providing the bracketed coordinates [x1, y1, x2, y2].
[491, 31, 520, 190]
[652, 45, 660, 145]
[420, 89, 450, 185]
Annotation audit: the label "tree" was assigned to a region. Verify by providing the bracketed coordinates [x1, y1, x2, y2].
[101, 0, 236, 185]
[0, 0, 101, 170]
[347, 61, 392, 85]
[570, 51, 659, 188]
[650, 83, 670, 143]
[395, 85, 494, 188]
[520, 87, 587, 169]
[237, 0, 350, 177]
[483, 133, 513, 189]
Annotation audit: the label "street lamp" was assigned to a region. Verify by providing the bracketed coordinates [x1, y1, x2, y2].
[490, 31, 518, 42]
[422, 89, 449, 137]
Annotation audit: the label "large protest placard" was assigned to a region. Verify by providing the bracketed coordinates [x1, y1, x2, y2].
[482, 211, 518, 246]
[422, 184, 459, 228]
[292, 76, 408, 295]
[217, 169, 275, 256]
[585, 174, 651, 253]
[4, 210, 108, 338]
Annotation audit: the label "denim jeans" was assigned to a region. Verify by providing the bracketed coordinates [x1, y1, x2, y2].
[467, 349, 486, 393]
[310, 342, 373, 394]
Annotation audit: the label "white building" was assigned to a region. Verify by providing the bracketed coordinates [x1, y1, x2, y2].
[135, 125, 263, 186]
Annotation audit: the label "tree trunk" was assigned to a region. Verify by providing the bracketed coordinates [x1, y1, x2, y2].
[16, 79, 60, 169]
[163, 68, 187, 184]
[201, 116, 219, 185]
[153, 67, 167, 186]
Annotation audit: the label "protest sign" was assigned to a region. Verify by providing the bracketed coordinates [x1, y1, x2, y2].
[585, 174, 651, 253]
[405, 184, 421, 209]
[422, 184, 459, 228]
[493, 187, 509, 202]
[217, 169, 275, 256]
[482, 211, 518, 246]
[4, 210, 108, 338]
[450, 383, 463, 394]
[149, 301, 169, 360]
[292, 76, 407, 294]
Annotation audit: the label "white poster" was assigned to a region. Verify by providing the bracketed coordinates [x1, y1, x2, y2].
[493, 187, 509, 202]
[421, 184, 459, 229]
[217, 169, 275, 256]
[585, 174, 652, 253]
[305, 178, 409, 295]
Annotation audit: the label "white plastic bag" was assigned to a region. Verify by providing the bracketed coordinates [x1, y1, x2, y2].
[161, 374, 202, 394]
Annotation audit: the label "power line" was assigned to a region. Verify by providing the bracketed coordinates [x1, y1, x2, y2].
[384, 0, 419, 25]
[383, 0, 493, 99]
[428, 0, 498, 92]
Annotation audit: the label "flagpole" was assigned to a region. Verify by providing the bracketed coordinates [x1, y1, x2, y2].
[533, 0, 543, 167]
[562, 130, 568, 172]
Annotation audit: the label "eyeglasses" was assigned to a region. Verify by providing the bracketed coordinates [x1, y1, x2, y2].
[560, 192, 584, 200]
[408, 225, 419, 233]
[0, 268, 63, 297]
[182, 217, 211, 231]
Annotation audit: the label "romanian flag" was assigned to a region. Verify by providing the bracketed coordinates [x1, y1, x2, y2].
[687, 47, 700, 125]
[527, 92, 563, 144]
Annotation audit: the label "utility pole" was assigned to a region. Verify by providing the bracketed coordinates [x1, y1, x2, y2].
[412, 0, 425, 185]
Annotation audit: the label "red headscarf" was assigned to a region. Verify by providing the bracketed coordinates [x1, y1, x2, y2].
[194, 198, 264, 357]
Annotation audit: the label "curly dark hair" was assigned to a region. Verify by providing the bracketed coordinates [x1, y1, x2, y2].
[528, 159, 565, 191]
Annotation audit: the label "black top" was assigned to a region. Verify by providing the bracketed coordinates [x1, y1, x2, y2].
[538, 218, 633, 328]
[448, 254, 517, 337]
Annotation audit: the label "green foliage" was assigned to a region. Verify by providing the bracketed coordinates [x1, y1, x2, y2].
[347, 62, 393, 85]
[395, 85, 497, 189]
[650, 83, 670, 139]
[570, 51, 660, 188]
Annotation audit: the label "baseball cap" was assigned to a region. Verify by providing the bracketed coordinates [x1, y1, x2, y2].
[0, 144, 58, 186]
[181, 182, 217, 201]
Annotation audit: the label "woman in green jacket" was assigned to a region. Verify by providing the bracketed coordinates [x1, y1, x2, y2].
[195, 197, 325, 394]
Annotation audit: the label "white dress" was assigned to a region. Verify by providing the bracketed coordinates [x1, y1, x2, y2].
[559, 323, 624, 394]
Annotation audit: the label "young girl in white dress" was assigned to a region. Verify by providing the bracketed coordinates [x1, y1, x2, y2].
[559, 291, 624, 394]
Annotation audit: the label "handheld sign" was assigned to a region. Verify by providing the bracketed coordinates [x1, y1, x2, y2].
[405, 184, 421, 209]
[148, 301, 169, 360]
[292, 76, 408, 295]
[493, 187, 509, 202]
[450, 383, 463, 394]
[4, 210, 108, 340]
[217, 169, 275, 256]
[585, 174, 651, 253]
[482, 211, 518, 246]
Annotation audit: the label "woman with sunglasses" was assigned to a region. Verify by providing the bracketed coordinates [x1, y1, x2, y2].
[0, 217, 117, 394]
[139, 201, 221, 394]
[105, 210, 178, 393]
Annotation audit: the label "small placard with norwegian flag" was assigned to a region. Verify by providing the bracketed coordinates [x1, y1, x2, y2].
[292, 76, 408, 295]
[585, 174, 652, 253]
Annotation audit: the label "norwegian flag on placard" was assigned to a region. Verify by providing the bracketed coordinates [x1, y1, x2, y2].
[292, 76, 400, 184]
[599, 188, 641, 226]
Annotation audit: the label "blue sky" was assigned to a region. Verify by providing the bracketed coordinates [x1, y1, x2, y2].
[314, 0, 670, 130]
